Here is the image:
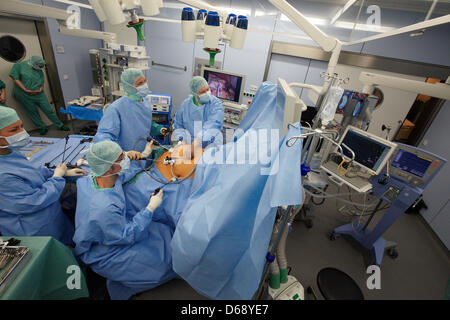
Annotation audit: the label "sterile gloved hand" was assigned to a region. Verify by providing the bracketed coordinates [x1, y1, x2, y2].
[65, 168, 87, 177]
[141, 141, 154, 158]
[146, 189, 163, 213]
[125, 151, 142, 161]
[52, 163, 67, 178]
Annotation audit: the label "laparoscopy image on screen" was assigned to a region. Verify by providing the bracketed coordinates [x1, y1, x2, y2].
[205, 70, 243, 102]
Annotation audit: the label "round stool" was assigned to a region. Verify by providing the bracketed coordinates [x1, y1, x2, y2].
[317, 267, 364, 300]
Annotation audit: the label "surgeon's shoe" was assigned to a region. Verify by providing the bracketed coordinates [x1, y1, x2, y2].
[40, 127, 48, 135]
[58, 125, 70, 131]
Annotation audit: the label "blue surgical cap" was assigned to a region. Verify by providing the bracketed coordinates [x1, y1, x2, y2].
[87, 141, 123, 177]
[0, 106, 20, 130]
[121, 68, 145, 96]
[190, 76, 208, 94]
[30, 56, 46, 68]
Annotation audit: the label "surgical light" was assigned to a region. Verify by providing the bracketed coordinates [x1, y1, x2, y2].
[140, 0, 160, 16]
[203, 11, 221, 49]
[123, 0, 137, 10]
[224, 13, 237, 39]
[230, 15, 248, 49]
[196, 9, 207, 32]
[181, 7, 248, 57]
[181, 7, 196, 42]
[99, 0, 126, 25]
[88, 0, 107, 22]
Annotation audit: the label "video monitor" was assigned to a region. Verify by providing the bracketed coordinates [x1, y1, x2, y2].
[202, 67, 245, 103]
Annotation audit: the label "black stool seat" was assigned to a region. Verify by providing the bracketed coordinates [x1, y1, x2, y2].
[317, 267, 364, 300]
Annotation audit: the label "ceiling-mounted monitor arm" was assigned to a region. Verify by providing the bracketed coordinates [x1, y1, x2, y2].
[268, 0, 338, 53]
[268, 0, 342, 95]
[360, 72, 450, 100]
[0, 0, 117, 42]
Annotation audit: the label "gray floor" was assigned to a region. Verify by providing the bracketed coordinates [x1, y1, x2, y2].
[133, 185, 450, 300]
[39, 121, 450, 300]
[28, 119, 96, 138]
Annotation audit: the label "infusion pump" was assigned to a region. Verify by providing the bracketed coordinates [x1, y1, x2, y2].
[223, 101, 248, 126]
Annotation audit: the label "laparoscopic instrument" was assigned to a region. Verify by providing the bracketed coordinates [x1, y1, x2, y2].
[133, 136, 197, 194]
[45, 137, 93, 169]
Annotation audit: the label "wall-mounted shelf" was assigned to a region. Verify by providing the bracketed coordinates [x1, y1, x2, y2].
[107, 53, 150, 60]
[106, 64, 149, 71]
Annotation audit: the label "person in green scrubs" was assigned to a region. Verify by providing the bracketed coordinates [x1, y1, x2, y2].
[0, 79, 6, 106]
[9, 56, 69, 135]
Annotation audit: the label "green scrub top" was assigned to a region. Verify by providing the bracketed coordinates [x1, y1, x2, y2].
[9, 61, 44, 91]
[0, 80, 5, 106]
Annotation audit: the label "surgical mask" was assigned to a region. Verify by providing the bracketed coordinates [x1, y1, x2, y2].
[0, 130, 30, 149]
[136, 83, 150, 98]
[198, 91, 212, 104]
[118, 156, 130, 174]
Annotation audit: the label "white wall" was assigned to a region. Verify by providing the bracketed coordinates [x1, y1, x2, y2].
[418, 100, 450, 249]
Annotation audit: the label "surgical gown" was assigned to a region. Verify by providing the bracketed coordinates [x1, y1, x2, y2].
[0, 150, 73, 245]
[173, 95, 224, 147]
[73, 175, 176, 300]
[171, 82, 303, 300]
[9, 61, 63, 130]
[124, 169, 194, 230]
[94, 96, 164, 152]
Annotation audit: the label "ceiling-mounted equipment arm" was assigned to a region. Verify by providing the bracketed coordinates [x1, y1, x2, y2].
[58, 24, 117, 42]
[0, 0, 70, 20]
[359, 72, 450, 100]
[268, 0, 338, 52]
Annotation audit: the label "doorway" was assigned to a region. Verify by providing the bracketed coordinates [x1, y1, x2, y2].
[0, 15, 63, 131]
[393, 78, 445, 146]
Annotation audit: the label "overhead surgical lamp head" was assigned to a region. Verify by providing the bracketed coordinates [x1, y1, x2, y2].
[123, 0, 137, 10]
[88, 0, 107, 22]
[224, 13, 237, 39]
[204, 11, 221, 49]
[98, 0, 126, 25]
[196, 9, 207, 32]
[181, 7, 196, 42]
[141, 0, 160, 16]
[230, 16, 248, 49]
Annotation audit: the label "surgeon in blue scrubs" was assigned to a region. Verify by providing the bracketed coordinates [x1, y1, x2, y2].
[0, 106, 86, 244]
[173, 76, 224, 150]
[94, 69, 168, 167]
[73, 141, 176, 300]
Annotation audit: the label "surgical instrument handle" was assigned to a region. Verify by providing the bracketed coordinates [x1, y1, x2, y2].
[45, 146, 73, 168]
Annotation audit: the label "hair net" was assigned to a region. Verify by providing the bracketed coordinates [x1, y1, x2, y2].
[87, 141, 123, 177]
[0, 106, 20, 130]
[189, 76, 208, 95]
[30, 56, 46, 68]
[121, 68, 145, 96]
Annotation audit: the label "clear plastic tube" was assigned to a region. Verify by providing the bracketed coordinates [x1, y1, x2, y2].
[304, 187, 378, 208]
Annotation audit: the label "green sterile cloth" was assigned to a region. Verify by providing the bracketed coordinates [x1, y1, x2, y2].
[0, 237, 89, 300]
